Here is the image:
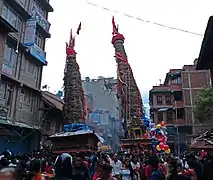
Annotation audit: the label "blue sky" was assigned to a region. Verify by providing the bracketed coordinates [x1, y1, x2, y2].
[43, 0, 213, 106]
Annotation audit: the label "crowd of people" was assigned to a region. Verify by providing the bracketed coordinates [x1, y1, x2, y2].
[0, 149, 213, 180]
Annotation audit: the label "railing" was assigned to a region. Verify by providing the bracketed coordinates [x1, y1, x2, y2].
[171, 84, 182, 90]
[31, 5, 51, 32]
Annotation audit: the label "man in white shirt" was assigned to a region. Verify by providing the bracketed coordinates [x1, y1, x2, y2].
[110, 153, 122, 177]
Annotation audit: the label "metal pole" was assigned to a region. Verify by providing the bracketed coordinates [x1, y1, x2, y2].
[175, 100, 180, 155]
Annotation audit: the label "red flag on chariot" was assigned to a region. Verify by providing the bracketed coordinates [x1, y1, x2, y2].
[112, 16, 117, 35]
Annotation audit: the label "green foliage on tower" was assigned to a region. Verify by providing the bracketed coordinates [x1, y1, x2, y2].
[194, 87, 213, 124]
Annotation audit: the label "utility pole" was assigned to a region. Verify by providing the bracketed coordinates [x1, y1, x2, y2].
[175, 100, 180, 155]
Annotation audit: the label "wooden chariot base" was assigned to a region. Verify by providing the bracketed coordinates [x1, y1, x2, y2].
[121, 138, 152, 151]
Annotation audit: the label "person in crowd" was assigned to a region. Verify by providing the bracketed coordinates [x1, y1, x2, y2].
[89, 156, 98, 179]
[54, 153, 72, 180]
[184, 160, 197, 180]
[26, 158, 45, 180]
[129, 155, 141, 180]
[0, 166, 25, 180]
[167, 158, 190, 180]
[120, 158, 131, 180]
[150, 155, 165, 180]
[96, 162, 116, 180]
[110, 153, 122, 178]
[145, 156, 154, 180]
[71, 153, 91, 180]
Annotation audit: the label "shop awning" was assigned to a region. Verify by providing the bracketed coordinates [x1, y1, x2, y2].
[158, 108, 169, 112]
[0, 119, 39, 130]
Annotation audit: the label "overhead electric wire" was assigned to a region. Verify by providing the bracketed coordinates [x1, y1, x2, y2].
[87, 1, 203, 36]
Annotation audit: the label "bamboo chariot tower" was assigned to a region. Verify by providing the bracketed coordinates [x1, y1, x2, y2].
[63, 25, 87, 124]
[111, 17, 144, 140]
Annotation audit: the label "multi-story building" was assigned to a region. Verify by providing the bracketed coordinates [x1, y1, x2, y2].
[196, 16, 213, 82]
[40, 91, 63, 148]
[82, 76, 122, 150]
[149, 60, 211, 153]
[0, 0, 53, 152]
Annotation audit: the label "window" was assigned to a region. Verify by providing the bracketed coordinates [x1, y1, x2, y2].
[20, 88, 30, 107]
[17, 0, 26, 7]
[167, 111, 173, 123]
[157, 112, 163, 121]
[1, 3, 23, 32]
[19, 88, 35, 111]
[16, 16, 23, 32]
[6, 85, 13, 106]
[34, 66, 38, 80]
[177, 77, 182, 84]
[30, 98, 35, 112]
[156, 96, 162, 105]
[177, 108, 184, 119]
[2, 4, 8, 19]
[178, 126, 193, 135]
[172, 77, 182, 85]
[35, 32, 44, 49]
[167, 126, 177, 136]
[27, 62, 34, 74]
[23, 59, 39, 80]
[0, 82, 13, 106]
[33, 0, 45, 16]
[174, 91, 182, 101]
[3, 44, 18, 67]
[165, 96, 171, 104]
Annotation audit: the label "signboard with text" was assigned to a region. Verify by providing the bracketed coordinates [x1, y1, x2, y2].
[30, 44, 47, 65]
[31, 6, 50, 32]
[24, 19, 36, 46]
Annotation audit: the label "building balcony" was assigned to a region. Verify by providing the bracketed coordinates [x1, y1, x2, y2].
[36, 0, 54, 12]
[175, 118, 186, 125]
[30, 6, 51, 38]
[26, 44, 47, 65]
[0, 16, 18, 33]
[172, 100, 184, 107]
[151, 85, 171, 92]
[171, 84, 182, 91]
[6, 0, 31, 20]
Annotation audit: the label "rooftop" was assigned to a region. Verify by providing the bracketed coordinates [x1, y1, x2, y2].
[41, 91, 64, 111]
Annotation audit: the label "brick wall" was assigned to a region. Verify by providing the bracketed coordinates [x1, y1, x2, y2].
[182, 69, 211, 134]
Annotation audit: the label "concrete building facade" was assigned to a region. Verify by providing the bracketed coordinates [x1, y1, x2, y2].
[149, 61, 211, 153]
[82, 76, 122, 150]
[0, 0, 53, 152]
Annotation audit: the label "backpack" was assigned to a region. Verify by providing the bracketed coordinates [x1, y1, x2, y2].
[151, 169, 165, 180]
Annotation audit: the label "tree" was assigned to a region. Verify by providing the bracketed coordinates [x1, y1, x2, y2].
[194, 87, 213, 124]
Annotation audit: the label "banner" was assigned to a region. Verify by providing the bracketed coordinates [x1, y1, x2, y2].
[31, 5, 50, 32]
[29, 44, 47, 65]
[24, 19, 36, 46]
[2, 64, 13, 76]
